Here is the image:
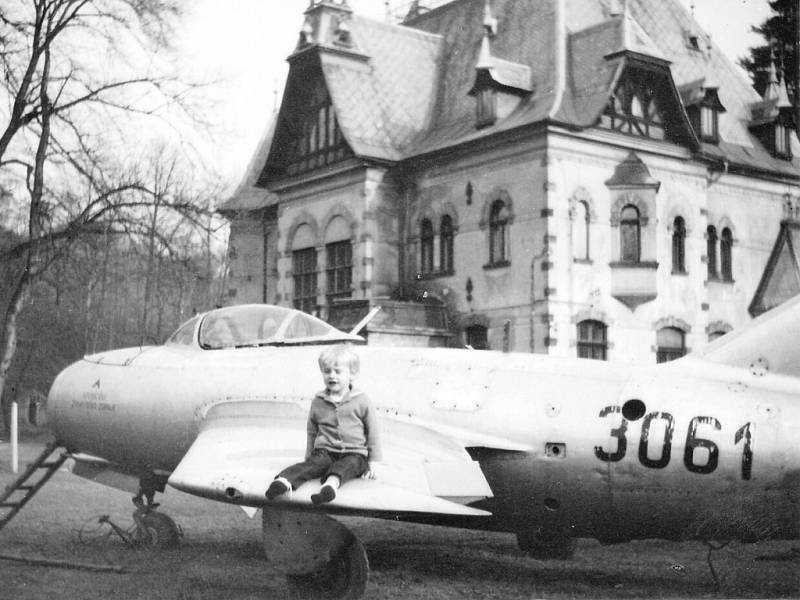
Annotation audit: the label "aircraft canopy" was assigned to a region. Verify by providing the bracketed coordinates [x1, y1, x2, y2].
[170, 305, 363, 349]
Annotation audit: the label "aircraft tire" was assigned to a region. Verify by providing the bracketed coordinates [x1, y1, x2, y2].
[516, 529, 576, 560]
[286, 535, 369, 600]
[134, 511, 181, 548]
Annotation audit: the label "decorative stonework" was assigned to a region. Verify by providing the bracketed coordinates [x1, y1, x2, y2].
[286, 212, 321, 252]
[479, 188, 514, 229]
[653, 316, 691, 332]
[610, 193, 650, 226]
[705, 321, 732, 335]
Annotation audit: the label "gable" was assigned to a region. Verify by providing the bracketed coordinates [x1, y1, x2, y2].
[750, 222, 800, 316]
[596, 57, 699, 149]
[259, 57, 353, 183]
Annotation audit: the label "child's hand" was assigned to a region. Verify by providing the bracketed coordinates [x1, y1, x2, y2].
[362, 461, 381, 480]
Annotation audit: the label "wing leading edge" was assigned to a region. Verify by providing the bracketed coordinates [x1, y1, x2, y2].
[167, 400, 492, 517]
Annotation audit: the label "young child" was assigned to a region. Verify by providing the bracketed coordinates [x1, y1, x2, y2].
[266, 344, 381, 505]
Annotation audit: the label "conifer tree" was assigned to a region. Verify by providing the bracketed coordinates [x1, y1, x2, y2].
[739, 0, 798, 118]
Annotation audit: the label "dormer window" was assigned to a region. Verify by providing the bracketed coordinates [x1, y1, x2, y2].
[476, 88, 496, 128]
[600, 70, 668, 141]
[775, 122, 790, 158]
[261, 70, 353, 181]
[681, 83, 725, 145]
[700, 105, 718, 141]
[750, 112, 794, 160]
[748, 56, 794, 160]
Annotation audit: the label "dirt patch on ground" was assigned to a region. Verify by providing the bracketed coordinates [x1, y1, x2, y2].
[2, 442, 798, 599]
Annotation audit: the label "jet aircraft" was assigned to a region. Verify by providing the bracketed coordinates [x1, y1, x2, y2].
[40, 296, 800, 599]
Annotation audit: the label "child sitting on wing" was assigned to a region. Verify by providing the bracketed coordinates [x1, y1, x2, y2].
[266, 344, 382, 505]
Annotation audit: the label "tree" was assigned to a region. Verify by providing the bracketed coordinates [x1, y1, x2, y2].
[739, 0, 798, 126]
[0, 0, 210, 436]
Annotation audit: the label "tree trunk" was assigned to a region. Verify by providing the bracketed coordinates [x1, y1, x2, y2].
[0, 269, 31, 437]
[0, 43, 52, 436]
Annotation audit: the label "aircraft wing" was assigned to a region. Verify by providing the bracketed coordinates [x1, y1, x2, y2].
[167, 400, 493, 517]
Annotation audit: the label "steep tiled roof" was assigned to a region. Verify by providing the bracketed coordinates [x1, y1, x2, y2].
[240, 0, 797, 205]
[321, 16, 443, 159]
[407, 0, 559, 155]
[219, 117, 278, 213]
[557, 19, 624, 127]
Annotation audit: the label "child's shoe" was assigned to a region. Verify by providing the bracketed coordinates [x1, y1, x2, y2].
[265, 477, 290, 500]
[311, 484, 336, 505]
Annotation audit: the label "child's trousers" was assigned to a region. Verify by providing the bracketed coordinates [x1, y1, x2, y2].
[278, 449, 368, 490]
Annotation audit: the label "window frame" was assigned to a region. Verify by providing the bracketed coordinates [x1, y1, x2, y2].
[476, 88, 496, 129]
[488, 199, 510, 266]
[699, 104, 719, 143]
[576, 320, 608, 360]
[440, 215, 454, 274]
[720, 227, 733, 282]
[671, 216, 686, 274]
[573, 200, 591, 262]
[292, 246, 318, 315]
[620, 204, 641, 263]
[656, 327, 686, 363]
[465, 324, 489, 350]
[284, 82, 348, 176]
[775, 123, 789, 158]
[419, 218, 435, 275]
[600, 73, 667, 141]
[325, 239, 353, 305]
[706, 225, 718, 280]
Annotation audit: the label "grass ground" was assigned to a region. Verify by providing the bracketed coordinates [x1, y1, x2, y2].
[1, 439, 798, 599]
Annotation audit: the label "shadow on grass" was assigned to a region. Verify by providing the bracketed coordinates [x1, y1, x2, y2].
[366, 538, 714, 598]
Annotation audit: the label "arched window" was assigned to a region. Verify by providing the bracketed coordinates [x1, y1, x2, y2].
[420, 218, 434, 275]
[572, 200, 590, 261]
[775, 123, 789, 157]
[291, 224, 317, 315]
[672, 216, 686, 274]
[577, 320, 608, 360]
[620, 205, 640, 263]
[489, 200, 509, 265]
[720, 227, 733, 281]
[706, 225, 718, 279]
[708, 330, 727, 342]
[440, 215, 454, 274]
[465, 325, 488, 350]
[324, 216, 352, 304]
[656, 327, 686, 363]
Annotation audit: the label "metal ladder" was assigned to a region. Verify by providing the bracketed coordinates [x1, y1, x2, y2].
[1, 441, 67, 532]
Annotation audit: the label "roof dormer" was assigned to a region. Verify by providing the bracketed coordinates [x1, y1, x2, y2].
[597, 0, 698, 149]
[467, 1, 533, 129]
[680, 45, 727, 145]
[749, 50, 794, 160]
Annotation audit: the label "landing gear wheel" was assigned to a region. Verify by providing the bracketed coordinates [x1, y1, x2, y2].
[286, 536, 369, 600]
[517, 528, 576, 560]
[133, 510, 181, 548]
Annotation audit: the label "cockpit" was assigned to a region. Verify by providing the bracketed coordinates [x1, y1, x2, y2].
[166, 305, 363, 350]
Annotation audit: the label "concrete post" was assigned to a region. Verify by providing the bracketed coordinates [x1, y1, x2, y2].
[11, 401, 18, 473]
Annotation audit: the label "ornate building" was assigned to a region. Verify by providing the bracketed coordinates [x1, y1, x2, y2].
[220, 0, 799, 363]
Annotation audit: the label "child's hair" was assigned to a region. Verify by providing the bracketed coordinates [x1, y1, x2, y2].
[318, 344, 360, 375]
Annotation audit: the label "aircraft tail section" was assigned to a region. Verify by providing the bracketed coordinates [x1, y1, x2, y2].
[693, 294, 800, 378]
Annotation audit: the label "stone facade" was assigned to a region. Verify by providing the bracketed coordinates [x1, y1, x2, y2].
[221, 0, 799, 362]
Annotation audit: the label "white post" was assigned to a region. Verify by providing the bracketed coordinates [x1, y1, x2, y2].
[11, 401, 18, 474]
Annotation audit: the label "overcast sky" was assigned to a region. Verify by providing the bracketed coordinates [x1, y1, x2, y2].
[176, 0, 773, 191]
